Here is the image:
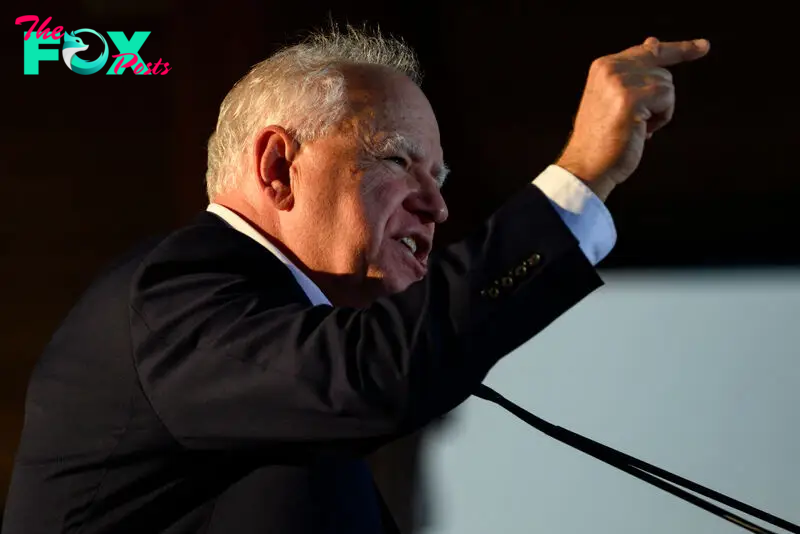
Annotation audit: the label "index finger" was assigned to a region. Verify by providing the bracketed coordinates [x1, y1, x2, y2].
[621, 37, 711, 67]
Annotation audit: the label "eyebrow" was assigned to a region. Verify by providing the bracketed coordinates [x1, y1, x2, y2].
[372, 133, 450, 187]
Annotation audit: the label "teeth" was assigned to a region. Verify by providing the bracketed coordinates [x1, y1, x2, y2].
[399, 236, 417, 254]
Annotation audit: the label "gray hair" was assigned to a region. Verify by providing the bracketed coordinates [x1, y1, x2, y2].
[205, 25, 423, 199]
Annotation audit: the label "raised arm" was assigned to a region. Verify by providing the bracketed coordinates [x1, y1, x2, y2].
[131, 184, 601, 457]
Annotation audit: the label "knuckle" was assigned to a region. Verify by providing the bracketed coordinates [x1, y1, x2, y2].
[590, 56, 615, 75]
[654, 67, 673, 82]
[592, 60, 627, 89]
[651, 80, 674, 94]
[641, 40, 660, 59]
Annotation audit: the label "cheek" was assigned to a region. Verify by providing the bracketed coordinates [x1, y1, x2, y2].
[360, 175, 408, 252]
[361, 173, 406, 226]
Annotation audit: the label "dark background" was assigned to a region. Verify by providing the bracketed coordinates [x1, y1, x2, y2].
[1, 0, 797, 514]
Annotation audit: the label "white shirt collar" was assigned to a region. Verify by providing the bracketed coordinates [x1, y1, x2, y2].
[206, 203, 331, 307]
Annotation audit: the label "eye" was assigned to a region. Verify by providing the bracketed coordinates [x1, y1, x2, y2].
[384, 156, 408, 168]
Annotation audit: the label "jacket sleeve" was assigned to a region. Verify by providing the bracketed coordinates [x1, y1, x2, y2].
[130, 184, 603, 456]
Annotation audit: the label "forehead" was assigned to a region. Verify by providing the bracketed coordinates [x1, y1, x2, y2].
[341, 64, 443, 157]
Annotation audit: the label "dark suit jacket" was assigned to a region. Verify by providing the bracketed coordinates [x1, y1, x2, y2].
[3, 184, 602, 533]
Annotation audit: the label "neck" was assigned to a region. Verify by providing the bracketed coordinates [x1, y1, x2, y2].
[210, 193, 380, 309]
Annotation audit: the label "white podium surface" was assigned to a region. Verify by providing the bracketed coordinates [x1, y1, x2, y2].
[423, 270, 800, 534]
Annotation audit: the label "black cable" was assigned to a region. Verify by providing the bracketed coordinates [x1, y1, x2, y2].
[474, 384, 800, 534]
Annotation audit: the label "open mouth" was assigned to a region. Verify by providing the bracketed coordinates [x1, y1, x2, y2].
[399, 236, 418, 255]
[395, 234, 430, 268]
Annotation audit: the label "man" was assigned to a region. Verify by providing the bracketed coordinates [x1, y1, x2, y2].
[3, 27, 709, 534]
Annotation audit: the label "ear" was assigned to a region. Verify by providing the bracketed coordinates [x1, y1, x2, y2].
[253, 126, 299, 211]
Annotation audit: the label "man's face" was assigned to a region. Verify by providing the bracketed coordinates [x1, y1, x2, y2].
[284, 65, 449, 302]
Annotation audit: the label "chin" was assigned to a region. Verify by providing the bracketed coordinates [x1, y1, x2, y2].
[369, 252, 427, 297]
[379, 271, 422, 296]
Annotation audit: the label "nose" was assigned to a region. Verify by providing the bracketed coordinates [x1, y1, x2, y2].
[404, 175, 449, 225]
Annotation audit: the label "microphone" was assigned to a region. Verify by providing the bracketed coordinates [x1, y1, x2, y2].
[474, 384, 800, 534]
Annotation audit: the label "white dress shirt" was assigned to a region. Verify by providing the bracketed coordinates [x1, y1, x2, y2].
[206, 164, 617, 306]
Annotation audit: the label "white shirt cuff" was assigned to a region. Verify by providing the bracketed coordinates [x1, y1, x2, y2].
[532, 165, 617, 265]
